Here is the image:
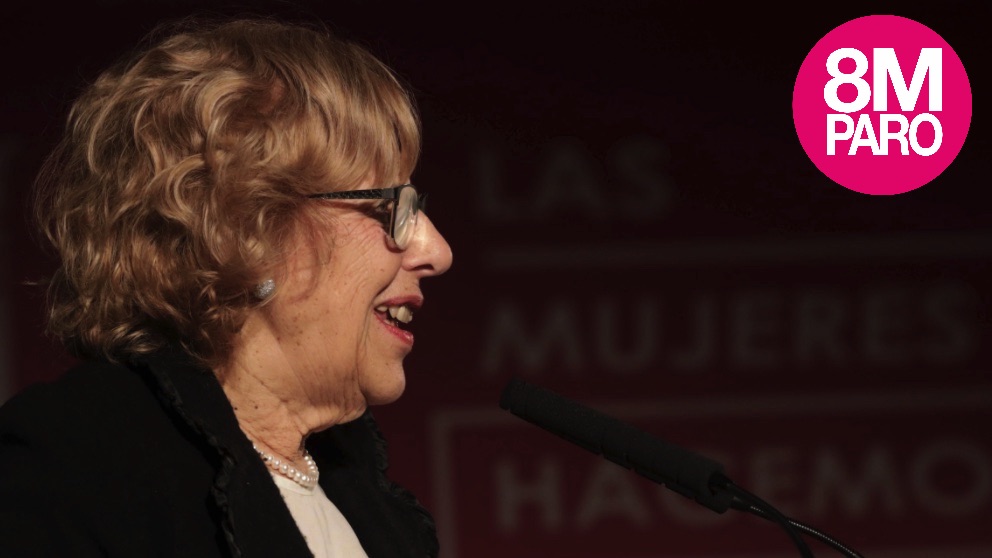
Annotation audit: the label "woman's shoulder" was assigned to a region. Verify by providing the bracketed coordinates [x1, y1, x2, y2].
[0, 358, 217, 556]
[0, 358, 159, 441]
[0, 354, 212, 499]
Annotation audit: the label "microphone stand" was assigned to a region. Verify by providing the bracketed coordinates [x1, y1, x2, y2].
[747, 509, 865, 558]
[720, 478, 866, 558]
[712, 475, 814, 558]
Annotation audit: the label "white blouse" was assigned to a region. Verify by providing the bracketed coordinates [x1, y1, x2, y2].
[269, 472, 370, 558]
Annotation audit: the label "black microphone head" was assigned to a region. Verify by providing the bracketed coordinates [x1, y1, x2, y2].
[499, 376, 528, 412]
[497, 377, 733, 514]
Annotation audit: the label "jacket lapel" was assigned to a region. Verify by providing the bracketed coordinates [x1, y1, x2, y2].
[311, 414, 439, 558]
[135, 349, 313, 558]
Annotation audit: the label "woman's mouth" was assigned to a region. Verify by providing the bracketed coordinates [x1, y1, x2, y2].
[374, 303, 416, 345]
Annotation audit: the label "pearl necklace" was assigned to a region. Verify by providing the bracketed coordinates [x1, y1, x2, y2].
[252, 443, 320, 490]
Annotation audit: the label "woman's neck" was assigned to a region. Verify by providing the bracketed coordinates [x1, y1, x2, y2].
[219, 360, 313, 467]
[217, 315, 359, 469]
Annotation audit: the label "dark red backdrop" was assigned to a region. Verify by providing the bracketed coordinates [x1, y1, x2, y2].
[2, 2, 990, 556]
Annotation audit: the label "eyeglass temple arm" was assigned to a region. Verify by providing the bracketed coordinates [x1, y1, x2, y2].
[307, 188, 398, 200]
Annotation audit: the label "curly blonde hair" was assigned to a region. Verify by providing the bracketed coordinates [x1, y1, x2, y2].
[33, 17, 421, 368]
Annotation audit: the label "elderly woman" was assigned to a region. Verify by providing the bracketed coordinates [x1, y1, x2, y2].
[0, 17, 451, 558]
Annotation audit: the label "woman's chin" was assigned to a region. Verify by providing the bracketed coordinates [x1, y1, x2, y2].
[362, 370, 407, 406]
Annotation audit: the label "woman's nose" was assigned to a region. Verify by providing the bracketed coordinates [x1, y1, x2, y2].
[402, 213, 453, 276]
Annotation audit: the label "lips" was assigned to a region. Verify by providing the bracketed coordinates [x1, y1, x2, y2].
[373, 296, 422, 345]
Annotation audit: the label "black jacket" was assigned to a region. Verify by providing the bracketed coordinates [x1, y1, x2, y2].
[0, 348, 438, 557]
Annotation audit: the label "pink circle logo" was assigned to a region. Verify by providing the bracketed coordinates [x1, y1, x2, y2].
[793, 15, 972, 195]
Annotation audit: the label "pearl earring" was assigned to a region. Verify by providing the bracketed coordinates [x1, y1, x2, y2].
[254, 278, 275, 299]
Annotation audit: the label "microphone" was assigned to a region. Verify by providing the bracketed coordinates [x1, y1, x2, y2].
[498, 376, 732, 513]
[499, 378, 866, 558]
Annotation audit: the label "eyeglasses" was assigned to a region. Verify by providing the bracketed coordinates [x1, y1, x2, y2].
[307, 184, 427, 250]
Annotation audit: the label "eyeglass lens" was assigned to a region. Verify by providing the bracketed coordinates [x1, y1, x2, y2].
[392, 186, 419, 249]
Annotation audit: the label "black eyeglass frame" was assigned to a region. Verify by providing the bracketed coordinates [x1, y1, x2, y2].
[306, 184, 427, 249]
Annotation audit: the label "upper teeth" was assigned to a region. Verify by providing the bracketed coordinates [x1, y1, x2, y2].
[376, 304, 414, 324]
